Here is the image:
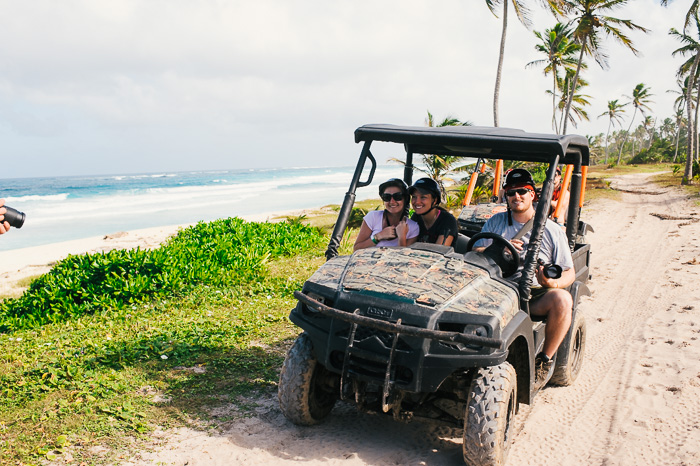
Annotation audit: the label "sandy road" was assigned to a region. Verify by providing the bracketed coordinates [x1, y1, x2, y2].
[124, 172, 700, 466]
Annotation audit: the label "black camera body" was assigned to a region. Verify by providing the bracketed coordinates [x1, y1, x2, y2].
[537, 258, 562, 279]
[2, 205, 26, 228]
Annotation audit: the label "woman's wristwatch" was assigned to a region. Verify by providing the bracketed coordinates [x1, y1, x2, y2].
[371, 234, 379, 244]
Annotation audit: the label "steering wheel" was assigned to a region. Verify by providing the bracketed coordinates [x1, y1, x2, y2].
[466, 232, 521, 278]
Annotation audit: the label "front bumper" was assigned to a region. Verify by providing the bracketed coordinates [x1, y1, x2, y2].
[292, 291, 508, 393]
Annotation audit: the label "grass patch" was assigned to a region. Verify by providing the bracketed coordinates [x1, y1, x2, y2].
[273, 198, 384, 233]
[0, 219, 327, 465]
[651, 171, 700, 204]
[0, 274, 43, 300]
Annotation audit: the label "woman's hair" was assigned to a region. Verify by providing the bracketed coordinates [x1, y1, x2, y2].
[379, 178, 409, 217]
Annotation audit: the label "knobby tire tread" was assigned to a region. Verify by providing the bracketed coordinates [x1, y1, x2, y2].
[551, 312, 586, 386]
[278, 333, 336, 426]
[463, 362, 517, 466]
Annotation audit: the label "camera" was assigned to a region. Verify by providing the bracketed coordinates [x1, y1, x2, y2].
[537, 258, 562, 279]
[1, 205, 26, 228]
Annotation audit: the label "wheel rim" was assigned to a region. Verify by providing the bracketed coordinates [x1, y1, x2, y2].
[570, 324, 584, 375]
[504, 386, 516, 447]
[308, 363, 337, 417]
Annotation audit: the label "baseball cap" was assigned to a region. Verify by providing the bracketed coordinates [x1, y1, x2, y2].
[504, 168, 536, 190]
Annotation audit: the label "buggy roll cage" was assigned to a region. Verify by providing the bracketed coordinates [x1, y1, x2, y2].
[326, 124, 590, 303]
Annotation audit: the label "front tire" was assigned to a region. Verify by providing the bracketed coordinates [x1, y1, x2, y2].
[463, 362, 518, 466]
[278, 333, 338, 425]
[551, 311, 586, 386]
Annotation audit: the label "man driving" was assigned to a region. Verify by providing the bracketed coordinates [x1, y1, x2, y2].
[474, 168, 575, 389]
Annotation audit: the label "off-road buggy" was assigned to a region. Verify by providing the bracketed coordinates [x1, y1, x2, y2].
[278, 125, 592, 466]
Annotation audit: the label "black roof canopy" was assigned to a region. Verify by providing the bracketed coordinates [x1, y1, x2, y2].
[354, 124, 590, 166]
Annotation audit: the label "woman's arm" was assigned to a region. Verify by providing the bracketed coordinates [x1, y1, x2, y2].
[436, 234, 454, 246]
[353, 220, 374, 251]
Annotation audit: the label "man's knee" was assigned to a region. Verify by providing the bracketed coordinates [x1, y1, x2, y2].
[552, 289, 573, 312]
[531, 289, 573, 317]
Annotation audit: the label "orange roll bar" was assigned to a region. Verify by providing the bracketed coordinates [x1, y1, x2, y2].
[492, 159, 503, 199]
[579, 165, 588, 208]
[553, 164, 573, 222]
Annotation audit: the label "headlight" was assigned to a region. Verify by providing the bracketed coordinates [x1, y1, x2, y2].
[464, 325, 489, 338]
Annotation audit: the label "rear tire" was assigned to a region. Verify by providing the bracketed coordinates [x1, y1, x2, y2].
[278, 333, 338, 425]
[551, 311, 586, 386]
[463, 362, 517, 466]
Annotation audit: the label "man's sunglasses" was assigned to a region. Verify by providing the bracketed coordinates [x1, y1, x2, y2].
[505, 188, 531, 197]
[381, 192, 404, 202]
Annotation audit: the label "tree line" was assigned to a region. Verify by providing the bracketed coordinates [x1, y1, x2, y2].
[479, 0, 700, 184]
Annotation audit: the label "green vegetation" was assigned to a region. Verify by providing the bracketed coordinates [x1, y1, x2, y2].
[0, 218, 326, 465]
[0, 218, 324, 332]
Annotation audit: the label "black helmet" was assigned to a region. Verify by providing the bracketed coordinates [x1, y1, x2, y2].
[504, 168, 536, 190]
[408, 177, 442, 204]
[378, 178, 408, 196]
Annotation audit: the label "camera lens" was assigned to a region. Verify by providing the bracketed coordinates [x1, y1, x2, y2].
[544, 264, 562, 279]
[2, 205, 25, 228]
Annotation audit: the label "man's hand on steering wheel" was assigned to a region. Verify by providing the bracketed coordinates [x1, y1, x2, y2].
[466, 232, 521, 278]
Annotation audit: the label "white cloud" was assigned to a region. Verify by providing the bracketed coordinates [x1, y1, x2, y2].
[0, 0, 692, 177]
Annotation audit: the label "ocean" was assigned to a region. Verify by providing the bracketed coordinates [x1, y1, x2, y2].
[0, 165, 403, 252]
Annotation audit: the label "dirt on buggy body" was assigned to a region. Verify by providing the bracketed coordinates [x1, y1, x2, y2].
[458, 202, 507, 237]
[306, 247, 519, 326]
[278, 124, 592, 466]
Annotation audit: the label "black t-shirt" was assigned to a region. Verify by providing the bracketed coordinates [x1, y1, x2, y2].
[411, 207, 458, 245]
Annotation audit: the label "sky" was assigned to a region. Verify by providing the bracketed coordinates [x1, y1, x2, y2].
[0, 0, 694, 179]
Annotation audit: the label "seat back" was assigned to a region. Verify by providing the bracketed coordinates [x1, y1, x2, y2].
[453, 233, 470, 254]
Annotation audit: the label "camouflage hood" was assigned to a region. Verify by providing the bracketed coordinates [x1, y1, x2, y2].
[307, 247, 519, 326]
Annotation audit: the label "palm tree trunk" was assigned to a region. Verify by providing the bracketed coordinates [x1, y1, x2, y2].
[683, 54, 700, 183]
[562, 38, 586, 135]
[673, 126, 681, 162]
[618, 108, 638, 165]
[694, 87, 700, 162]
[604, 120, 612, 164]
[493, 2, 508, 127]
[552, 72, 558, 133]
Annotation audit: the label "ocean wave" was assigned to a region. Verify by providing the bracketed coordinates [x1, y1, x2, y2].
[5, 193, 69, 202]
[111, 173, 178, 181]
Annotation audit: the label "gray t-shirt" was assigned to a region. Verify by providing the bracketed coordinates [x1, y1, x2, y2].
[475, 211, 574, 285]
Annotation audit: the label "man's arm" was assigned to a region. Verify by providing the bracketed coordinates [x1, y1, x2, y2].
[536, 265, 575, 289]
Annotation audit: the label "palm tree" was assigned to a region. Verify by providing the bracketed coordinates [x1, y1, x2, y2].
[526, 22, 583, 132]
[672, 108, 686, 162]
[616, 83, 653, 165]
[552, 68, 591, 133]
[485, 0, 562, 127]
[642, 116, 656, 150]
[660, 0, 699, 33]
[559, 0, 648, 135]
[670, 18, 700, 182]
[391, 111, 473, 192]
[598, 99, 627, 164]
[660, 117, 674, 140]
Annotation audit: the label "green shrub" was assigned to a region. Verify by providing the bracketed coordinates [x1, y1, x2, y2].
[0, 218, 324, 332]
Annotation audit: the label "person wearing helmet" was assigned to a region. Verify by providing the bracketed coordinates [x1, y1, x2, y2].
[353, 178, 419, 251]
[409, 178, 458, 246]
[474, 168, 575, 390]
[550, 165, 570, 223]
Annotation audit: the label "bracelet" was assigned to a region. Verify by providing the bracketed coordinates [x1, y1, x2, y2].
[371, 235, 379, 244]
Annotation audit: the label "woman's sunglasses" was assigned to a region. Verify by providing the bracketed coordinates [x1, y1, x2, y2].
[381, 192, 404, 202]
[505, 188, 531, 197]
